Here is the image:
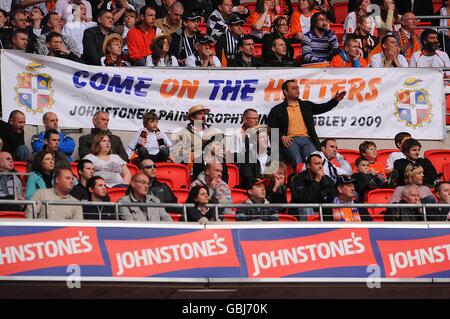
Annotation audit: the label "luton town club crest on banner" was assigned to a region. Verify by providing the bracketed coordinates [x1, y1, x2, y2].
[394, 77, 432, 129]
[14, 62, 55, 114]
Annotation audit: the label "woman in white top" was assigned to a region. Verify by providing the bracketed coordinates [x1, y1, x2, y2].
[344, 0, 376, 35]
[146, 34, 179, 67]
[84, 132, 131, 188]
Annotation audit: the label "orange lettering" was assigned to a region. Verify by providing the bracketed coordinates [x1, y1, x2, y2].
[160, 79, 179, 98]
[177, 80, 199, 99]
[264, 79, 285, 102]
[348, 78, 365, 102]
[365, 78, 381, 101]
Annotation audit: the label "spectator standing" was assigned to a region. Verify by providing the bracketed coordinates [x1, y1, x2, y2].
[268, 80, 346, 170]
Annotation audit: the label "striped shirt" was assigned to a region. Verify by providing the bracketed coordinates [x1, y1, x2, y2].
[302, 29, 338, 64]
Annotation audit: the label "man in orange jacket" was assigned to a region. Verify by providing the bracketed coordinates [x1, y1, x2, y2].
[329, 36, 368, 67]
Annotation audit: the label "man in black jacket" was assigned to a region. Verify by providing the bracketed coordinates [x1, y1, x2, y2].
[290, 153, 336, 220]
[78, 111, 128, 161]
[228, 35, 264, 67]
[394, 0, 434, 16]
[393, 138, 438, 187]
[82, 9, 113, 65]
[267, 79, 346, 170]
[215, 14, 243, 65]
[170, 11, 202, 66]
[384, 184, 424, 221]
[0, 110, 29, 161]
[139, 159, 178, 204]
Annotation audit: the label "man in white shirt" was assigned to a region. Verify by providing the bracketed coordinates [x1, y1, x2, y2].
[304, 138, 353, 183]
[185, 35, 221, 67]
[410, 28, 450, 74]
[55, 0, 93, 22]
[370, 33, 409, 67]
[230, 108, 259, 154]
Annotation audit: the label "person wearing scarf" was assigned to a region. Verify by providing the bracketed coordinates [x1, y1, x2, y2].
[100, 33, 130, 66]
[326, 175, 372, 222]
[330, 36, 368, 67]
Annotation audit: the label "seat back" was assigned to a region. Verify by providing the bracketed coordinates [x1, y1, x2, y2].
[332, 2, 348, 24]
[231, 189, 248, 204]
[198, 22, 207, 34]
[222, 214, 236, 221]
[70, 162, 79, 179]
[307, 214, 320, 222]
[127, 163, 140, 176]
[443, 162, 450, 181]
[242, 23, 252, 35]
[376, 149, 398, 170]
[278, 214, 297, 222]
[106, 187, 127, 203]
[424, 149, 450, 174]
[330, 24, 345, 44]
[366, 188, 394, 221]
[227, 164, 240, 188]
[333, 149, 360, 167]
[13, 161, 27, 174]
[157, 177, 174, 188]
[172, 188, 189, 203]
[155, 163, 190, 188]
[169, 213, 181, 222]
[0, 211, 26, 218]
[254, 43, 262, 58]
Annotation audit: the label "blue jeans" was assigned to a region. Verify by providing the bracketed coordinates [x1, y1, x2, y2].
[14, 145, 30, 161]
[283, 136, 317, 170]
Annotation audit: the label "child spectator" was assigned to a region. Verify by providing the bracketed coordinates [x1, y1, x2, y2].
[127, 112, 172, 163]
[236, 178, 280, 221]
[352, 157, 384, 202]
[385, 132, 411, 175]
[393, 138, 438, 187]
[358, 140, 385, 178]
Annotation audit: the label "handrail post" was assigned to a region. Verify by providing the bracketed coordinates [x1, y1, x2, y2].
[215, 204, 219, 221]
[115, 203, 119, 221]
[32, 201, 36, 219]
[319, 204, 323, 221]
[44, 201, 49, 219]
[422, 203, 428, 222]
[183, 204, 187, 222]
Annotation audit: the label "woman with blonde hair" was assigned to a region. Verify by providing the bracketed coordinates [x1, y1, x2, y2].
[83, 132, 131, 188]
[262, 161, 288, 204]
[390, 163, 435, 203]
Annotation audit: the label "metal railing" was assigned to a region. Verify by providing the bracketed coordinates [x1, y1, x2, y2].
[2, 199, 449, 222]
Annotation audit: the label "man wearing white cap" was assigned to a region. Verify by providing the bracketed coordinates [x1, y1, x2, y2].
[185, 35, 221, 67]
[171, 104, 221, 164]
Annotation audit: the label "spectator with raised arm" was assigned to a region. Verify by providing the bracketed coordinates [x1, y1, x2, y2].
[247, 0, 282, 41]
[185, 34, 221, 66]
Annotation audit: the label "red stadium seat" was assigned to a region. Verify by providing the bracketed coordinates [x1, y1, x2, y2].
[292, 43, 302, 59]
[157, 177, 174, 188]
[446, 94, 450, 125]
[366, 188, 394, 221]
[376, 149, 398, 169]
[332, 2, 348, 24]
[424, 149, 450, 174]
[70, 162, 79, 179]
[0, 211, 26, 218]
[334, 149, 360, 167]
[231, 188, 248, 203]
[286, 164, 295, 183]
[127, 163, 140, 176]
[222, 214, 236, 221]
[432, 0, 441, 13]
[173, 188, 189, 203]
[444, 163, 450, 182]
[242, 23, 252, 35]
[254, 43, 262, 58]
[286, 189, 291, 203]
[278, 214, 297, 221]
[227, 164, 240, 188]
[155, 163, 190, 188]
[330, 23, 345, 44]
[198, 22, 207, 34]
[169, 213, 181, 222]
[296, 162, 304, 173]
[106, 188, 127, 202]
[307, 214, 320, 221]
[13, 161, 27, 174]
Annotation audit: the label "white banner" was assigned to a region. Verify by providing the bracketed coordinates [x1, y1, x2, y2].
[1, 50, 446, 140]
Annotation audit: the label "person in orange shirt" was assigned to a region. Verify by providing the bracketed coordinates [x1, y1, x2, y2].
[358, 141, 386, 178]
[247, 0, 283, 41]
[329, 36, 368, 67]
[290, 0, 319, 41]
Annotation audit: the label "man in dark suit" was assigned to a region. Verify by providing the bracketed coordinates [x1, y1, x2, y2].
[82, 9, 113, 65]
[267, 80, 346, 170]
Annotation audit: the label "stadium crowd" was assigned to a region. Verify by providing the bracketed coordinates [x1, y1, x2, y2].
[0, 0, 450, 223]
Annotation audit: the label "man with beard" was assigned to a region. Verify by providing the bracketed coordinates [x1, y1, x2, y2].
[410, 28, 450, 74]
